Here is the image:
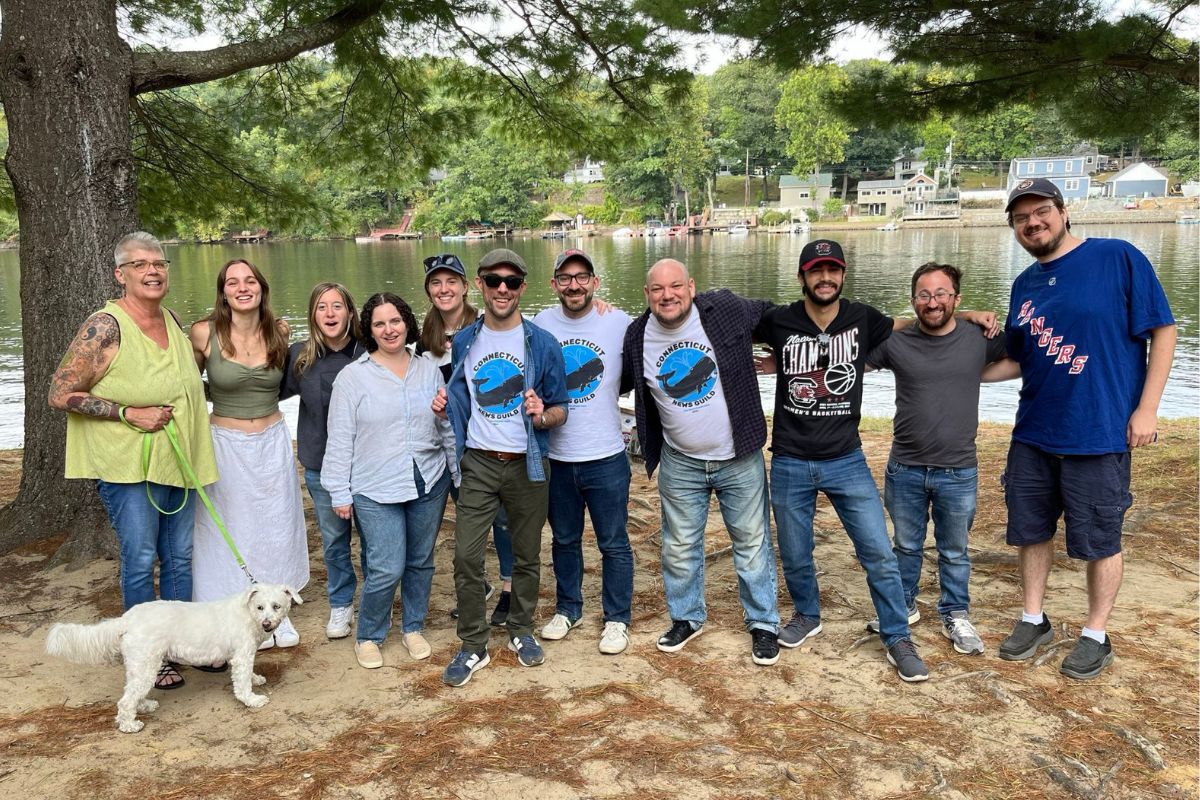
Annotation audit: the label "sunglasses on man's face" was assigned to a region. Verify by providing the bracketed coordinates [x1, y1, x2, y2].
[480, 274, 524, 290]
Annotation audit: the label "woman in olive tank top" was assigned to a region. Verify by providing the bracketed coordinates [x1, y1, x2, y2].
[189, 259, 309, 648]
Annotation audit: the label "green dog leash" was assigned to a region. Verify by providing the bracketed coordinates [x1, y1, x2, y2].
[120, 409, 257, 584]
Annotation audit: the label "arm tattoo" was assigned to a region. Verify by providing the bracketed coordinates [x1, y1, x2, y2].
[66, 395, 122, 419]
[49, 313, 123, 415]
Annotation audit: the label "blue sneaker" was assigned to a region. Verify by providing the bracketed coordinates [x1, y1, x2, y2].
[442, 649, 490, 687]
[507, 634, 545, 667]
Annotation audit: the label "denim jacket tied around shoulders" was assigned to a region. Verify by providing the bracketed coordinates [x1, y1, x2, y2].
[445, 316, 568, 483]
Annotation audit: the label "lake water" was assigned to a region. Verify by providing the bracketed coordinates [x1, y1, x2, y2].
[0, 223, 1195, 448]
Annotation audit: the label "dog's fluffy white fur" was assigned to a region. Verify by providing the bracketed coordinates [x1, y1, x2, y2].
[45, 583, 301, 733]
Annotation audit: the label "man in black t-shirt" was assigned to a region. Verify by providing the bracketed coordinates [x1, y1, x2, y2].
[755, 239, 929, 682]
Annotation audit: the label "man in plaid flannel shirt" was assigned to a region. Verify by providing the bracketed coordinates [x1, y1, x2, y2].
[622, 258, 782, 667]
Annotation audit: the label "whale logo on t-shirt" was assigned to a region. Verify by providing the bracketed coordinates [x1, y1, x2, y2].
[562, 341, 605, 403]
[655, 346, 717, 406]
[471, 353, 524, 417]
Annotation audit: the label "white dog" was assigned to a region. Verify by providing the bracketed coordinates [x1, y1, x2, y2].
[45, 584, 301, 733]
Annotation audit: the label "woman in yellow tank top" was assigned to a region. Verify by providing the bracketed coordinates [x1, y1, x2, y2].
[189, 259, 309, 648]
[50, 231, 218, 691]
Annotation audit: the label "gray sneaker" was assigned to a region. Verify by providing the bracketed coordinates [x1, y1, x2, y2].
[778, 613, 823, 649]
[865, 601, 921, 634]
[941, 611, 985, 655]
[998, 616, 1053, 661]
[886, 639, 929, 683]
[1060, 635, 1114, 680]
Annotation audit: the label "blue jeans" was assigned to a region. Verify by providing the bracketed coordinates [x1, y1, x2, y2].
[450, 484, 513, 582]
[658, 445, 779, 632]
[304, 468, 365, 609]
[770, 450, 911, 647]
[548, 453, 634, 624]
[352, 469, 450, 643]
[96, 480, 195, 610]
[884, 460, 977, 617]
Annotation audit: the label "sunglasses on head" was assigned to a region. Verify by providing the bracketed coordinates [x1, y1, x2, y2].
[424, 254, 463, 272]
[480, 274, 524, 290]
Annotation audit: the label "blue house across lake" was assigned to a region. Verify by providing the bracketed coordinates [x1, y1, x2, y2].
[1007, 156, 1091, 203]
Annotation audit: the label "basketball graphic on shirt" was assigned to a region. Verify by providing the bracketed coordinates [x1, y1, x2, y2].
[824, 362, 856, 396]
[656, 345, 718, 406]
[561, 342, 604, 404]
[471, 354, 524, 418]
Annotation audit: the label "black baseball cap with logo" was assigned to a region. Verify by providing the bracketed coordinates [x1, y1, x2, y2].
[798, 239, 848, 273]
[1005, 178, 1064, 212]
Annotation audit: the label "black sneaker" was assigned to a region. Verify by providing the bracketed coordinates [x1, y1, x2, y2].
[489, 590, 511, 627]
[656, 620, 703, 653]
[998, 616, 1053, 661]
[450, 581, 494, 620]
[1060, 635, 1114, 680]
[886, 639, 929, 683]
[751, 629, 780, 666]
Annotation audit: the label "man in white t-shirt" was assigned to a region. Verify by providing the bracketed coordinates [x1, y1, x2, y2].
[622, 259, 782, 667]
[532, 249, 635, 655]
[434, 248, 569, 686]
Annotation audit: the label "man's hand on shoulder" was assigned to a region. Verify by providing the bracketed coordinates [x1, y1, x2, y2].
[959, 309, 1000, 338]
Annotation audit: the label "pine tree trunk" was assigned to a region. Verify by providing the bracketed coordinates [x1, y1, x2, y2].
[0, 0, 139, 566]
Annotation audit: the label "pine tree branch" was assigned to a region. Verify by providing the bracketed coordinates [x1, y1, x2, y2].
[130, 0, 385, 95]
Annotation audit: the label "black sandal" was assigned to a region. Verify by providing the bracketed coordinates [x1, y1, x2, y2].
[192, 662, 229, 673]
[155, 661, 186, 690]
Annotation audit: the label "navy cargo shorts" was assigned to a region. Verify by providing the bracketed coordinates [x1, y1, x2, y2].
[1001, 439, 1133, 560]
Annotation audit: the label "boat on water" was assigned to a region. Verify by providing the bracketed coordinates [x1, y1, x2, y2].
[1175, 215, 1199, 225]
[644, 219, 666, 237]
[877, 222, 899, 232]
[611, 227, 634, 237]
[728, 224, 749, 235]
[441, 234, 468, 241]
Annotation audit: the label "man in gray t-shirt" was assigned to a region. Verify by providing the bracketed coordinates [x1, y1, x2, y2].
[866, 262, 1006, 655]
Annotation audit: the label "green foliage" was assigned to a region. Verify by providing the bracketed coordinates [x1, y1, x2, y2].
[706, 59, 786, 169]
[412, 135, 557, 234]
[759, 210, 787, 226]
[652, 1, 1198, 141]
[775, 64, 851, 175]
[822, 197, 843, 217]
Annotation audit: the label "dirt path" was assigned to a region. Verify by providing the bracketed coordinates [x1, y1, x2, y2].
[0, 421, 1195, 799]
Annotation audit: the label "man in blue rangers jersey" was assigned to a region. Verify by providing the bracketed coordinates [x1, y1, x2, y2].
[987, 178, 1176, 680]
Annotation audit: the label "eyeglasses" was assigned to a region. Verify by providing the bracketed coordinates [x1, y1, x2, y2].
[553, 272, 594, 287]
[424, 254, 463, 273]
[119, 259, 170, 273]
[480, 274, 524, 290]
[1011, 203, 1057, 227]
[914, 289, 958, 303]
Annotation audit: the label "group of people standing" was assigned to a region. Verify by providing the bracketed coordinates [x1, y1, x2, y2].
[51, 174, 1175, 692]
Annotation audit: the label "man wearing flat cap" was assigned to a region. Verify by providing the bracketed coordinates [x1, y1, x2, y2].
[986, 179, 1176, 680]
[433, 248, 569, 685]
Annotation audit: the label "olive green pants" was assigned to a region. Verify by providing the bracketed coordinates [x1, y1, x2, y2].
[453, 450, 549, 650]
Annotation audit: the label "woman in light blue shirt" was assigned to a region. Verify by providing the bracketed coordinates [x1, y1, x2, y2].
[322, 292, 459, 669]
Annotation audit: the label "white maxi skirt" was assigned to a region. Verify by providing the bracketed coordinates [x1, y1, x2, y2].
[192, 419, 309, 602]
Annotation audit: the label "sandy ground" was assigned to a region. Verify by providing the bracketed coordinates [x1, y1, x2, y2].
[0, 420, 1196, 800]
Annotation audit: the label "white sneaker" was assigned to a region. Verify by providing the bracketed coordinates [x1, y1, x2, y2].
[599, 621, 630, 655]
[402, 632, 432, 660]
[274, 617, 300, 648]
[326, 606, 354, 639]
[541, 613, 581, 641]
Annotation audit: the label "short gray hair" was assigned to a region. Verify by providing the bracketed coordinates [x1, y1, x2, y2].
[114, 231, 164, 266]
